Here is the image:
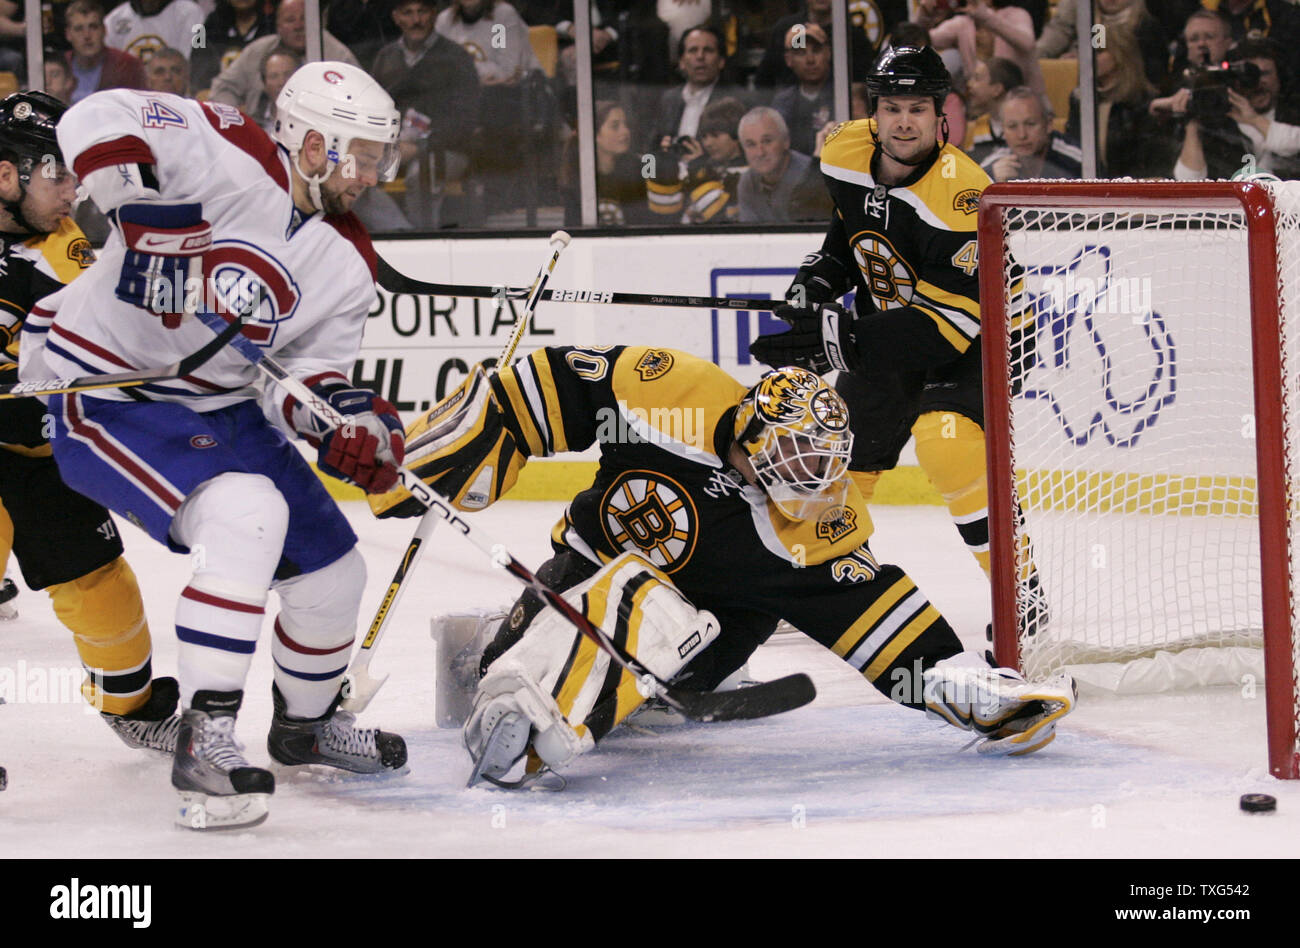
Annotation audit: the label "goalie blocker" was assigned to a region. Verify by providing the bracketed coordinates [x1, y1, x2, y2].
[375, 347, 1077, 784]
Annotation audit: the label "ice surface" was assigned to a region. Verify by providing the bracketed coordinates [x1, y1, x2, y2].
[0, 500, 1293, 857]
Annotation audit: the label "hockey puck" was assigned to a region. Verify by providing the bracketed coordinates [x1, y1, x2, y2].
[1240, 793, 1276, 813]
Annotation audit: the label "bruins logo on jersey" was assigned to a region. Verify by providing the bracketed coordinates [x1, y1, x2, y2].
[67, 238, 94, 269]
[850, 231, 916, 307]
[953, 189, 981, 215]
[635, 348, 674, 381]
[600, 470, 698, 573]
[815, 504, 857, 542]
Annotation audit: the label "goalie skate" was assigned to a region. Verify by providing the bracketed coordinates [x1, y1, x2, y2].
[267, 685, 408, 774]
[172, 690, 273, 831]
[102, 677, 182, 754]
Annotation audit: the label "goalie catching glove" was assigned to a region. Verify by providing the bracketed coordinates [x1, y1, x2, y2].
[922, 652, 1077, 756]
[288, 378, 405, 494]
[115, 201, 213, 327]
[368, 365, 526, 518]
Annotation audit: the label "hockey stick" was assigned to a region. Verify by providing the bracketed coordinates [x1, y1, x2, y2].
[195, 306, 815, 724]
[0, 311, 248, 400]
[377, 256, 780, 312]
[341, 230, 572, 713]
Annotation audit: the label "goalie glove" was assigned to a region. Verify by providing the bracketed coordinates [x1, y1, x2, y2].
[115, 202, 213, 327]
[368, 365, 527, 519]
[290, 380, 405, 494]
[749, 301, 861, 375]
[922, 652, 1077, 757]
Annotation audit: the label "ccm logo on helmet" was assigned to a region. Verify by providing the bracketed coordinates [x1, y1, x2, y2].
[323, 70, 345, 84]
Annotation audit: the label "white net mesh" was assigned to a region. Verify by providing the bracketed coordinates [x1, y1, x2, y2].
[996, 194, 1272, 679]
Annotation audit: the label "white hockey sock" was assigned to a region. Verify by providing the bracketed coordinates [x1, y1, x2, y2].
[170, 473, 289, 707]
[271, 548, 365, 719]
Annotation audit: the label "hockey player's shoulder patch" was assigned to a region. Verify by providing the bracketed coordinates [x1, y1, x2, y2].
[819, 119, 875, 180]
[908, 144, 990, 231]
[611, 348, 745, 460]
[633, 348, 674, 381]
[29, 218, 95, 285]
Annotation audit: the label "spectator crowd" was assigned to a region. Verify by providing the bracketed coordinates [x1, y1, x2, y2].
[10, 0, 1300, 232]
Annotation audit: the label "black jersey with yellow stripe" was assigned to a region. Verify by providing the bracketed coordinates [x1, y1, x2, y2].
[0, 218, 96, 453]
[490, 346, 960, 677]
[817, 119, 1004, 368]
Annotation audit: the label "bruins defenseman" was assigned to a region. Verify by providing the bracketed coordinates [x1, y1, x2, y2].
[750, 45, 1042, 650]
[0, 91, 182, 754]
[372, 348, 1074, 787]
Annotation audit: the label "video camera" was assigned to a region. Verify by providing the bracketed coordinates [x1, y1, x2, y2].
[1184, 60, 1262, 123]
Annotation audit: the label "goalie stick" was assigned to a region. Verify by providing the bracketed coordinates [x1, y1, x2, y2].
[378, 256, 781, 313]
[194, 306, 816, 724]
[0, 311, 248, 400]
[341, 230, 572, 714]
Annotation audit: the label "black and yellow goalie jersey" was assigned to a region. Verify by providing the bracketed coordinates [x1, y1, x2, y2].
[0, 219, 95, 454]
[372, 346, 963, 688]
[817, 119, 1016, 370]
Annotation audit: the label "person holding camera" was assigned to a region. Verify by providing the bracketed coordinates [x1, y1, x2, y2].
[646, 96, 749, 223]
[1172, 39, 1300, 179]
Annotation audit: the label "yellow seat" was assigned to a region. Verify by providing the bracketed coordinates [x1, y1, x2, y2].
[529, 25, 558, 79]
[1039, 57, 1078, 128]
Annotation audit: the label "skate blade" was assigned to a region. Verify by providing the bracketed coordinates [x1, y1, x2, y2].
[270, 759, 410, 781]
[175, 790, 270, 831]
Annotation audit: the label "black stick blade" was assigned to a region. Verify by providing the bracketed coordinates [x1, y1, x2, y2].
[667, 673, 816, 723]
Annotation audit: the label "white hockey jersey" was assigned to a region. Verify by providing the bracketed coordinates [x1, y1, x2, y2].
[20, 90, 379, 429]
[104, 0, 206, 61]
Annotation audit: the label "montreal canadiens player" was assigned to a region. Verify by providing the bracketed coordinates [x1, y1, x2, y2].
[20, 63, 408, 829]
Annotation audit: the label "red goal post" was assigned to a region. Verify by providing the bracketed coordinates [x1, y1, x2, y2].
[978, 180, 1299, 780]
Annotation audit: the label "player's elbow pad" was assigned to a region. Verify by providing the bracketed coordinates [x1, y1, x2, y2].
[79, 163, 161, 217]
[367, 365, 526, 519]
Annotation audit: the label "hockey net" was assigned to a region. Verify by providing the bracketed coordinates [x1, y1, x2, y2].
[978, 180, 1300, 779]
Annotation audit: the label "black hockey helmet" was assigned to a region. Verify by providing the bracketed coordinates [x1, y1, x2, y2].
[0, 91, 69, 235]
[865, 45, 951, 109]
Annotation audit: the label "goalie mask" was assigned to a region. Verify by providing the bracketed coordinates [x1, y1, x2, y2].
[733, 367, 853, 521]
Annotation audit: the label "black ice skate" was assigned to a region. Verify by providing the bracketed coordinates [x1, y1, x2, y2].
[266, 684, 407, 774]
[172, 690, 274, 830]
[102, 676, 182, 754]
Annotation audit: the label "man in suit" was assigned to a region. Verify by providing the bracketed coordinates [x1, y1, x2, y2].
[650, 24, 746, 152]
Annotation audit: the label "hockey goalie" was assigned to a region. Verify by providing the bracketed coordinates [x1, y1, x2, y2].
[371, 348, 1076, 788]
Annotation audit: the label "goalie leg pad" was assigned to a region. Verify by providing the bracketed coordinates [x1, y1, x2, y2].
[922, 651, 1076, 756]
[463, 552, 720, 776]
[368, 366, 526, 518]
